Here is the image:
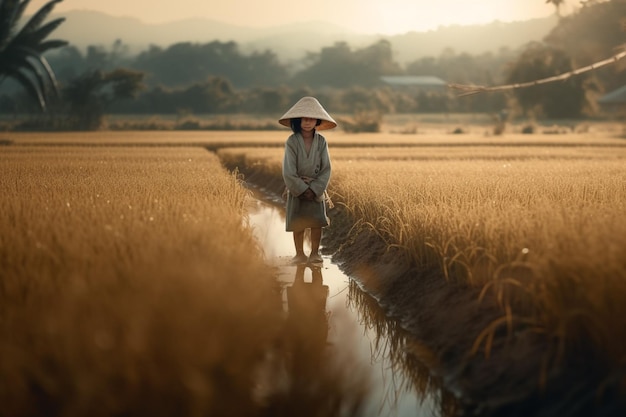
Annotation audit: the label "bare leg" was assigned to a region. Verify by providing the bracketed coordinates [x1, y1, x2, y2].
[310, 227, 322, 255]
[293, 231, 305, 255]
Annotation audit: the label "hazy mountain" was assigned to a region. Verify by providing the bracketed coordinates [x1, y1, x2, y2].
[46, 10, 558, 64]
[46, 11, 366, 57]
[390, 17, 559, 62]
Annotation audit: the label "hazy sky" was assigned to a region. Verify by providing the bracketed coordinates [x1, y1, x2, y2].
[31, 0, 572, 35]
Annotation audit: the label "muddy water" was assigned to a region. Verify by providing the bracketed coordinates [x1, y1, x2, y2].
[247, 195, 446, 417]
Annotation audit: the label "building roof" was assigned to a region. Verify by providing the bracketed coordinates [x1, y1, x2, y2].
[598, 85, 626, 104]
[380, 75, 447, 87]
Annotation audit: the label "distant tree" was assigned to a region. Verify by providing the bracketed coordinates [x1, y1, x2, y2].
[292, 42, 355, 88]
[339, 87, 378, 112]
[176, 76, 238, 113]
[132, 41, 287, 89]
[44, 40, 135, 87]
[0, 0, 67, 111]
[338, 87, 395, 113]
[45, 45, 84, 80]
[287, 88, 315, 106]
[505, 42, 593, 118]
[449, 2, 625, 116]
[240, 87, 289, 114]
[116, 76, 240, 115]
[241, 50, 289, 88]
[62, 68, 145, 130]
[415, 90, 450, 113]
[406, 48, 512, 113]
[354, 40, 402, 77]
[292, 40, 401, 88]
[545, 0, 567, 17]
[544, 0, 626, 90]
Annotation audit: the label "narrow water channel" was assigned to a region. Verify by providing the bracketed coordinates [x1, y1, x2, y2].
[246, 193, 448, 417]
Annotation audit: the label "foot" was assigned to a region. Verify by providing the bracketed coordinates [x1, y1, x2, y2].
[290, 253, 308, 264]
[308, 253, 323, 264]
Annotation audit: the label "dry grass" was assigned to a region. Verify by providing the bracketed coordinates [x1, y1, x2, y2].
[218, 138, 626, 369]
[3, 131, 287, 148]
[0, 146, 281, 416]
[346, 279, 457, 417]
[0, 144, 372, 416]
[5, 129, 625, 148]
[0, 146, 259, 278]
[3, 129, 625, 413]
[334, 156, 626, 358]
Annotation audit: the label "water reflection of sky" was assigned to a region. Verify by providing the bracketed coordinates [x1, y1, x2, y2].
[247, 197, 440, 417]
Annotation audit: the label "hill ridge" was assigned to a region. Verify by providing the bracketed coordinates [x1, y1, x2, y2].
[42, 10, 558, 63]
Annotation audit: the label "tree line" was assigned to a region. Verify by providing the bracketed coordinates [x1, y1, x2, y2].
[1, 0, 625, 130]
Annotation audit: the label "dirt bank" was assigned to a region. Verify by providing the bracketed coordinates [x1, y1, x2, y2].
[227, 163, 625, 417]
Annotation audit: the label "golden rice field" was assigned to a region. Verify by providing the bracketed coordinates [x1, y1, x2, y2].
[5, 129, 625, 148]
[2, 130, 626, 413]
[0, 146, 287, 416]
[217, 137, 626, 368]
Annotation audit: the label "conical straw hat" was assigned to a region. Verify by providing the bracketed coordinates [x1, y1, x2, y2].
[278, 96, 337, 130]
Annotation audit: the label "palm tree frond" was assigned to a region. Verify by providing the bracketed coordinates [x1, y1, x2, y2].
[0, 0, 27, 47]
[16, 0, 62, 37]
[15, 16, 65, 48]
[20, 54, 51, 100]
[0, 44, 61, 106]
[38, 39, 68, 52]
[0, 0, 66, 111]
[13, 0, 33, 23]
[35, 53, 61, 97]
[5, 66, 46, 110]
[15, 45, 61, 95]
[7, 0, 33, 28]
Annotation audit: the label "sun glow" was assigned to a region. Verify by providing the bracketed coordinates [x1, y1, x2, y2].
[29, 0, 559, 35]
[371, 0, 554, 34]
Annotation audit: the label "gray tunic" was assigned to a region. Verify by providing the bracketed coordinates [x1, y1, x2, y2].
[282, 132, 332, 232]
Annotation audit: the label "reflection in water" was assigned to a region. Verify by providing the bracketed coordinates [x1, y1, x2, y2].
[347, 280, 460, 417]
[248, 196, 453, 416]
[286, 264, 329, 374]
[258, 264, 369, 417]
